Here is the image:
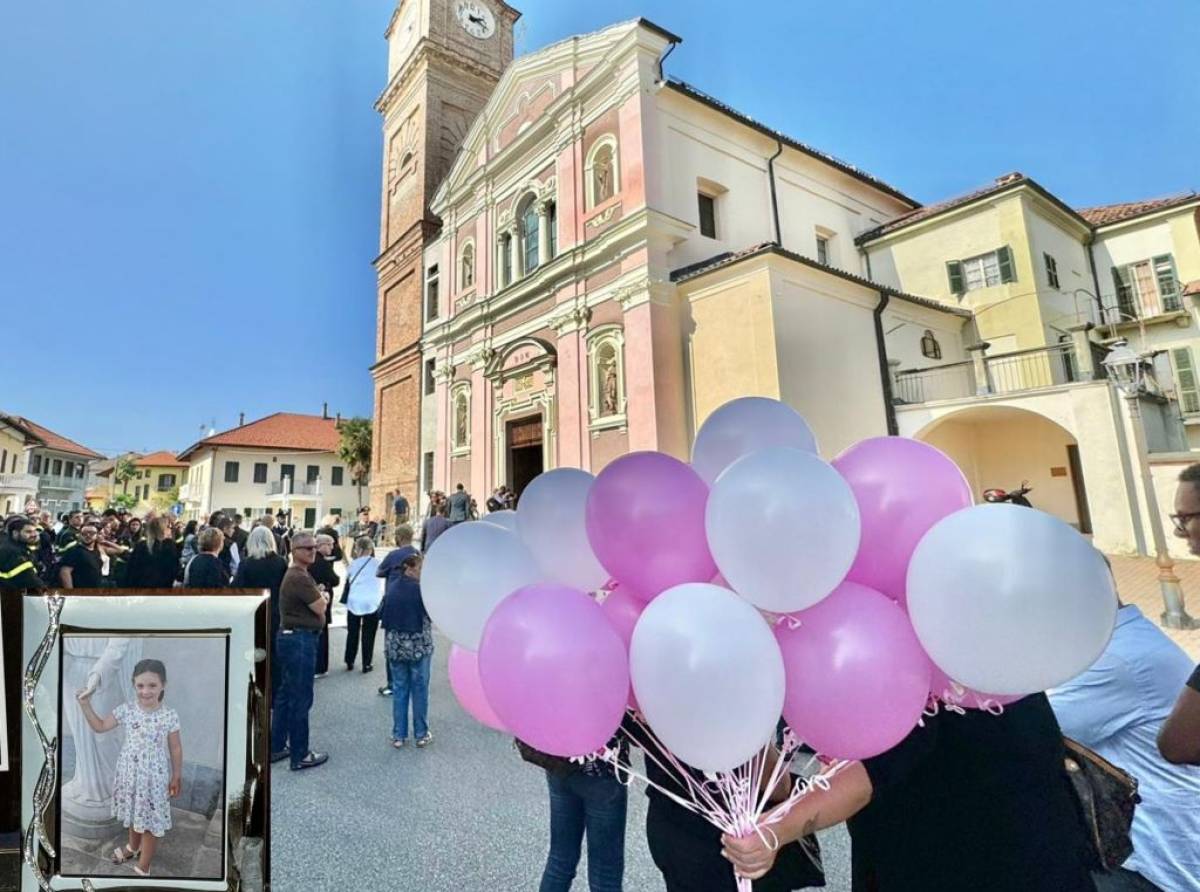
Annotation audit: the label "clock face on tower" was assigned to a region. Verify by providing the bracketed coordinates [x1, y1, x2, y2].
[455, 0, 495, 39]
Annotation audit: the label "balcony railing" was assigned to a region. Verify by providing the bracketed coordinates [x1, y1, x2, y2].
[267, 480, 322, 497]
[37, 474, 83, 491]
[0, 473, 39, 492]
[895, 342, 1106, 406]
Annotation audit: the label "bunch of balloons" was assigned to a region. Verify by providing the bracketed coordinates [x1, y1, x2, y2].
[426, 396, 1118, 771]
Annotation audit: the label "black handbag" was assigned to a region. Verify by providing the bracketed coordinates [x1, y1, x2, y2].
[1063, 736, 1140, 871]
[341, 559, 370, 605]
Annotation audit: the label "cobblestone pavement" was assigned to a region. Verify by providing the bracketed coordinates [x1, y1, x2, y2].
[270, 615, 852, 892]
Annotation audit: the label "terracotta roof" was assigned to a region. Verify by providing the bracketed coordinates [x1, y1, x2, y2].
[135, 450, 189, 468]
[10, 416, 102, 459]
[1077, 192, 1199, 227]
[663, 79, 919, 208]
[1183, 280, 1200, 298]
[0, 413, 46, 446]
[178, 412, 342, 460]
[670, 241, 972, 318]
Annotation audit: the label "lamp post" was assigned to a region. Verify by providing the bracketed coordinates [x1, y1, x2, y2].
[1102, 340, 1198, 630]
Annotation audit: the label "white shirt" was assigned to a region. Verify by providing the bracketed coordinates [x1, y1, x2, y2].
[344, 556, 383, 616]
[1049, 605, 1200, 891]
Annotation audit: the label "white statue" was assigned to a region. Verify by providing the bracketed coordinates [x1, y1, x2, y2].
[61, 636, 144, 836]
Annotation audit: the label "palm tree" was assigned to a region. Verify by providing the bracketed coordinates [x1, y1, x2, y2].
[337, 417, 373, 512]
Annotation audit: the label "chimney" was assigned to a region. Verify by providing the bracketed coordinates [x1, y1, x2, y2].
[336, 412, 341, 424]
[322, 402, 329, 420]
[238, 412, 245, 427]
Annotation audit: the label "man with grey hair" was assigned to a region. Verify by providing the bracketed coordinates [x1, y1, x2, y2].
[272, 531, 330, 770]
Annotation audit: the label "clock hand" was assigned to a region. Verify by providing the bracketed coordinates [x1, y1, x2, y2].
[469, 13, 485, 24]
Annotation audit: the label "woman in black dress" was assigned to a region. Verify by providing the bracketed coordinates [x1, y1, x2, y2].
[722, 694, 1096, 892]
[233, 526, 290, 698]
[124, 516, 179, 588]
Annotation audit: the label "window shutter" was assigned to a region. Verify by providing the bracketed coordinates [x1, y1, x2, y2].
[947, 260, 965, 295]
[1172, 348, 1200, 415]
[997, 245, 1016, 283]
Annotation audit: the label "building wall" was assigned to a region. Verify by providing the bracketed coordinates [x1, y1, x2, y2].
[117, 465, 186, 514]
[192, 448, 354, 524]
[1021, 202, 1095, 336]
[30, 449, 92, 515]
[865, 194, 1048, 349]
[1092, 209, 1200, 293]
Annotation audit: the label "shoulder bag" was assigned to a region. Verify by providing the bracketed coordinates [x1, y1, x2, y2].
[1063, 736, 1140, 872]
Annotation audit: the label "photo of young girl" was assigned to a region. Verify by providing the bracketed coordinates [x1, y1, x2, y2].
[76, 658, 182, 878]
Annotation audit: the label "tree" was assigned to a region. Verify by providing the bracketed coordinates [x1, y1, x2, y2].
[151, 486, 180, 512]
[113, 456, 137, 495]
[112, 492, 139, 510]
[337, 417, 373, 512]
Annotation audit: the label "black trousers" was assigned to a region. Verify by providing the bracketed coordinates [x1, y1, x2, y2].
[344, 612, 380, 670]
[315, 598, 332, 675]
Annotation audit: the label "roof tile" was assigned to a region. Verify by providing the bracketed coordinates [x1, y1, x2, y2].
[1077, 192, 1198, 227]
[179, 413, 342, 460]
[11, 416, 103, 459]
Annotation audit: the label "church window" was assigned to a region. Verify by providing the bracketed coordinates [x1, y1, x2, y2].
[451, 384, 471, 452]
[425, 264, 440, 320]
[585, 137, 619, 209]
[520, 195, 540, 275]
[500, 233, 513, 286]
[698, 192, 717, 238]
[459, 240, 475, 290]
[587, 327, 626, 425]
[920, 330, 942, 361]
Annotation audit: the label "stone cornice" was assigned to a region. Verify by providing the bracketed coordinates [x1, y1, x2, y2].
[375, 40, 503, 117]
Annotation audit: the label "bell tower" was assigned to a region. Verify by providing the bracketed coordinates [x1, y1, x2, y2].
[370, 0, 518, 516]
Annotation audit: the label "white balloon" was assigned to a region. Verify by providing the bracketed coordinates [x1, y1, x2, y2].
[692, 397, 818, 485]
[516, 468, 608, 592]
[907, 504, 1117, 695]
[421, 521, 542, 650]
[706, 447, 860, 613]
[482, 510, 519, 534]
[631, 583, 785, 772]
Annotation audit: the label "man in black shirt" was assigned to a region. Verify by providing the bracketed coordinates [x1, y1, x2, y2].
[56, 511, 83, 552]
[723, 695, 1095, 892]
[58, 524, 104, 589]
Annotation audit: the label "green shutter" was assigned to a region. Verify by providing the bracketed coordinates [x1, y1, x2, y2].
[1155, 254, 1180, 308]
[997, 245, 1016, 283]
[1173, 348, 1200, 415]
[947, 260, 965, 295]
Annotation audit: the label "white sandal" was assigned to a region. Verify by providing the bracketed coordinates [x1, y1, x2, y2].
[133, 864, 150, 876]
[111, 845, 139, 864]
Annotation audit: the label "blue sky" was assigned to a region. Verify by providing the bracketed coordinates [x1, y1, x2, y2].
[2, 0, 1196, 455]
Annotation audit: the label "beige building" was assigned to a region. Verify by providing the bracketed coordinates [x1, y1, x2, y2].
[4, 415, 104, 516]
[0, 414, 43, 515]
[177, 412, 361, 528]
[95, 451, 189, 514]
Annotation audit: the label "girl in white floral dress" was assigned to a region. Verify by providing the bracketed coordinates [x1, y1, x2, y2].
[77, 658, 183, 877]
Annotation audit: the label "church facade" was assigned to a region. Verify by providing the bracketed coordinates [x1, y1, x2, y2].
[370, 3, 974, 516]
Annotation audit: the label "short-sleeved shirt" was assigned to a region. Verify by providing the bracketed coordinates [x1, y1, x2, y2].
[59, 544, 103, 588]
[279, 566, 324, 631]
[849, 693, 1095, 891]
[393, 496, 408, 517]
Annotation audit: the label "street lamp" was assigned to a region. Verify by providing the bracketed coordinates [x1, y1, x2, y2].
[1102, 340, 1198, 630]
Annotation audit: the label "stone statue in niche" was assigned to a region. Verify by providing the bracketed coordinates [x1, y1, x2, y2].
[462, 246, 474, 288]
[593, 147, 614, 205]
[455, 394, 469, 447]
[598, 346, 619, 416]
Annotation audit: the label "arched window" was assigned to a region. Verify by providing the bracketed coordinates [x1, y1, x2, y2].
[587, 327, 626, 425]
[585, 137, 619, 209]
[920, 330, 942, 361]
[451, 384, 471, 452]
[459, 240, 475, 290]
[521, 196, 539, 274]
[499, 232, 512, 287]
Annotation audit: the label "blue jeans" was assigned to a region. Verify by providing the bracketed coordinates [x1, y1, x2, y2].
[539, 770, 627, 892]
[272, 629, 318, 766]
[390, 653, 432, 740]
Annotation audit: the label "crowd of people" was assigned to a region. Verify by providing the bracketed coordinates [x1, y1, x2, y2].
[5, 469, 1200, 891]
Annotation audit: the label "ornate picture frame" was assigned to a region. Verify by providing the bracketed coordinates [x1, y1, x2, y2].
[18, 592, 270, 892]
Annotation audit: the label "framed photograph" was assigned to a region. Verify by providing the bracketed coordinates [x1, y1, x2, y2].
[19, 592, 270, 892]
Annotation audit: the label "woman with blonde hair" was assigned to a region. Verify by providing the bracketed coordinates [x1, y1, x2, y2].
[343, 536, 383, 673]
[125, 516, 179, 588]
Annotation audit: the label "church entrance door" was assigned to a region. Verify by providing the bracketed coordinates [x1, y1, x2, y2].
[506, 415, 544, 502]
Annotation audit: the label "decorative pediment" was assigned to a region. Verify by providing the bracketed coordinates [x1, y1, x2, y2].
[487, 337, 557, 379]
[430, 19, 652, 213]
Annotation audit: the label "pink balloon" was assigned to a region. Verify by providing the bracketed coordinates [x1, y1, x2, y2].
[778, 582, 932, 760]
[479, 583, 629, 757]
[585, 452, 716, 599]
[833, 437, 972, 606]
[448, 645, 507, 732]
[928, 664, 1020, 712]
[599, 583, 645, 711]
